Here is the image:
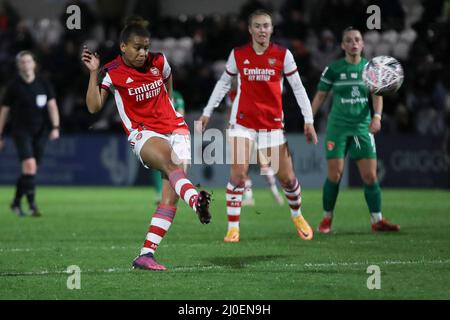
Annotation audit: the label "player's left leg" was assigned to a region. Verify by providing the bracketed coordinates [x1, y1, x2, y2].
[26, 133, 48, 217]
[224, 136, 252, 242]
[261, 142, 313, 240]
[356, 158, 400, 232]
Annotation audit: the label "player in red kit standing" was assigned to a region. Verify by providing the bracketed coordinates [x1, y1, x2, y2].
[82, 17, 211, 271]
[198, 10, 318, 242]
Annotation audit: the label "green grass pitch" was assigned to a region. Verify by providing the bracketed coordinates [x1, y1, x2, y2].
[0, 186, 449, 300]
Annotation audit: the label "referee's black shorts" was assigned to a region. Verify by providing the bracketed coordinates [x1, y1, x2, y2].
[12, 131, 48, 164]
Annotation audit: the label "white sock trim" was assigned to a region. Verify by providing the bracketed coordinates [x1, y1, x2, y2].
[370, 212, 382, 224]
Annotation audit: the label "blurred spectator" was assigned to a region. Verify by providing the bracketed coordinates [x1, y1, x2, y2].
[280, 3, 309, 41]
[310, 29, 341, 79]
[0, 0, 448, 135]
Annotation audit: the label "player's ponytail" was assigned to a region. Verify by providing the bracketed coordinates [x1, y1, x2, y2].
[120, 16, 150, 44]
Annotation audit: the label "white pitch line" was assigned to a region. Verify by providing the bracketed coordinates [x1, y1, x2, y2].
[303, 259, 450, 268]
[1, 259, 449, 277]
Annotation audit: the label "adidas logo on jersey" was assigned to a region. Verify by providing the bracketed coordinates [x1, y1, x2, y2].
[243, 59, 250, 65]
[126, 77, 134, 84]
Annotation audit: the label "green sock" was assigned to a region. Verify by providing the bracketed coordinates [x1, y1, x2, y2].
[153, 170, 163, 198]
[364, 182, 382, 213]
[323, 179, 340, 214]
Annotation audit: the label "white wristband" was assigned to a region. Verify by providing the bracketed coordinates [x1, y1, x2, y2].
[373, 113, 382, 120]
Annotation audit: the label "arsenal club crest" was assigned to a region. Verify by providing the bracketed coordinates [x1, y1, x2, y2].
[268, 58, 276, 66]
[150, 67, 159, 76]
[136, 132, 143, 141]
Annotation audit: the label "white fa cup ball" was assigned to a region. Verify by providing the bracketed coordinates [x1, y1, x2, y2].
[362, 55, 404, 95]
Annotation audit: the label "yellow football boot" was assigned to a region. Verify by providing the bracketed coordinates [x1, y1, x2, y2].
[292, 215, 313, 240]
[224, 227, 240, 242]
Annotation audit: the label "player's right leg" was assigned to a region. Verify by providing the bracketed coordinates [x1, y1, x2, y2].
[317, 159, 345, 233]
[318, 133, 348, 233]
[138, 135, 211, 224]
[130, 131, 211, 224]
[133, 175, 179, 271]
[224, 135, 253, 242]
[11, 134, 35, 217]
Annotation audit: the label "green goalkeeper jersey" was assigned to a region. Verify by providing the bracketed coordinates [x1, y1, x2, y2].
[318, 57, 370, 135]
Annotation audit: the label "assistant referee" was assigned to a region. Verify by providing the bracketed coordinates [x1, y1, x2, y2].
[0, 51, 60, 217]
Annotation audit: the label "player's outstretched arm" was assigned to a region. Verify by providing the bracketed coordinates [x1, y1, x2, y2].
[81, 46, 107, 113]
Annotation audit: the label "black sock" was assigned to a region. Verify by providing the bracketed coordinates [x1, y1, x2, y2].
[13, 175, 26, 206]
[22, 174, 36, 209]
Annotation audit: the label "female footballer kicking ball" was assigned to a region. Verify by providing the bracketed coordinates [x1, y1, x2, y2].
[82, 17, 211, 271]
[311, 27, 400, 233]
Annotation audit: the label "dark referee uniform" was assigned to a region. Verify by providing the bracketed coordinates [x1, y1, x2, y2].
[2, 75, 56, 216]
[3, 75, 56, 162]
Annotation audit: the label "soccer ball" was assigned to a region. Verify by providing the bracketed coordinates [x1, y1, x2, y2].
[362, 56, 404, 95]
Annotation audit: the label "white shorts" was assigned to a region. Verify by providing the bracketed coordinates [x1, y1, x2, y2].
[128, 130, 191, 168]
[227, 123, 286, 149]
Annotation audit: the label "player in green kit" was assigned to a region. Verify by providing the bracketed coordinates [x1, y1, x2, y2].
[153, 90, 185, 203]
[311, 27, 400, 233]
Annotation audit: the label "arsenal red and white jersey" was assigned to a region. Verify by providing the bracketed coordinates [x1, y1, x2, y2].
[101, 53, 188, 135]
[226, 43, 298, 130]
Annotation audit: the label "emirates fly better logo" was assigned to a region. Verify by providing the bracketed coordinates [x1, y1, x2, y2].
[243, 68, 275, 81]
[128, 79, 163, 102]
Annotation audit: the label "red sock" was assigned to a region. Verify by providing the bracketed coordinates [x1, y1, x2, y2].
[168, 169, 198, 211]
[282, 178, 302, 217]
[141, 204, 176, 255]
[226, 180, 245, 229]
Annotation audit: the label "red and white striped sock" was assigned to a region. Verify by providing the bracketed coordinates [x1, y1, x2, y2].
[168, 169, 198, 212]
[226, 180, 245, 229]
[141, 204, 176, 255]
[282, 178, 302, 217]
